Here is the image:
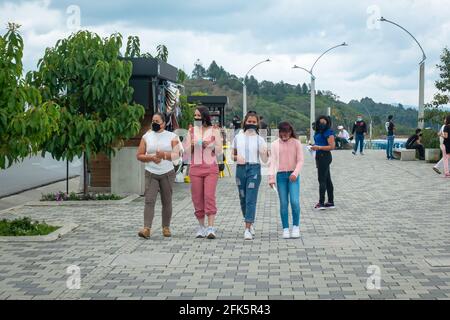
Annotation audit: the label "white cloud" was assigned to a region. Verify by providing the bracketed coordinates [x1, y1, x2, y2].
[1, 0, 449, 107]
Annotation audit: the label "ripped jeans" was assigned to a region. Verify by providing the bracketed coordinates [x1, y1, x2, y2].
[236, 164, 262, 224]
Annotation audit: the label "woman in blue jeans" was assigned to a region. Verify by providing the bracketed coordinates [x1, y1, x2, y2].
[232, 111, 268, 240]
[269, 122, 304, 239]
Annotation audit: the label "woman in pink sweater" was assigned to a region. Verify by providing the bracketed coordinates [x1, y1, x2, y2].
[269, 122, 304, 239]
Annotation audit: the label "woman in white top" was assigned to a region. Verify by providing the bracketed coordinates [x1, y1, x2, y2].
[136, 112, 180, 239]
[232, 111, 268, 240]
[433, 119, 449, 175]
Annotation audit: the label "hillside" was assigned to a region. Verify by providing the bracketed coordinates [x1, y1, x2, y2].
[184, 61, 420, 137]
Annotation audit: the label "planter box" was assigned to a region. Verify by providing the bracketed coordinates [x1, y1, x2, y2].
[425, 148, 441, 163]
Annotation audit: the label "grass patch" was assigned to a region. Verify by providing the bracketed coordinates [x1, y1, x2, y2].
[0, 217, 59, 236]
[40, 192, 124, 201]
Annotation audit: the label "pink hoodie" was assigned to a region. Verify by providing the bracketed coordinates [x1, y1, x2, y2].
[269, 138, 304, 184]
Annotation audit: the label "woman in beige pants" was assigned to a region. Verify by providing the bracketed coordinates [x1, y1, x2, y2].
[136, 112, 180, 239]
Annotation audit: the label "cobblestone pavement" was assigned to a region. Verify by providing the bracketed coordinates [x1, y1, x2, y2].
[1, 150, 449, 300]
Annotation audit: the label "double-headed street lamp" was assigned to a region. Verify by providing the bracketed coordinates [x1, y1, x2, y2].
[379, 17, 426, 129]
[242, 59, 271, 118]
[293, 42, 348, 141]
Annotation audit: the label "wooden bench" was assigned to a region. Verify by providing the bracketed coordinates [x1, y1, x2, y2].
[393, 148, 416, 161]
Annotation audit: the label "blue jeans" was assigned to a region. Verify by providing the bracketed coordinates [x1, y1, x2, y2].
[386, 135, 395, 159]
[236, 164, 261, 224]
[354, 133, 365, 153]
[276, 172, 300, 229]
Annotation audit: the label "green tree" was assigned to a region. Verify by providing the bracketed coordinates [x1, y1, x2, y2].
[29, 30, 145, 193]
[302, 83, 309, 95]
[177, 69, 189, 84]
[156, 44, 169, 62]
[429, 47, 450, 108]
[192, 59, 207, 79]
[0, 23, 59, 169]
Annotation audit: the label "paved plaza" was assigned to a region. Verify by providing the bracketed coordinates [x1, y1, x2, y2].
[1, 150, 450, 300]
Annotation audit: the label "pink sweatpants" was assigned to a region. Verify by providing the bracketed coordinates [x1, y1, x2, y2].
[190, 164, 219, 219]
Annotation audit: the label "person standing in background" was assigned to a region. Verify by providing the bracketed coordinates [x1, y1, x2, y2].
[433, 118, 449, 175]
[442, 115, 450, 178]
[385, 115, 395, 160]
[351, 115, 367, 156]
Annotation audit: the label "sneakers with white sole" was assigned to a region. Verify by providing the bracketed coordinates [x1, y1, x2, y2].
[244, 229, 253, 240]
[206, 227, 216, 239]
[282, 228, 290, 239]
[291, 226, 300, 239]
[196, 226, 206, 239]
[250, 224, 255, 236]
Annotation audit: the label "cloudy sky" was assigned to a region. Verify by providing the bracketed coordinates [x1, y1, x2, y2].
[1, 0, 449, 107]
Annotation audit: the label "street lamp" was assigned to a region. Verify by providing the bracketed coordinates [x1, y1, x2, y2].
[242, 59, 271, 118]
[379, 17, 426, 129]
[293, 42, 348, 142]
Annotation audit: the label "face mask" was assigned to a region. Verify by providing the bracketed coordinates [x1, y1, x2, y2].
[357, 118, 362, 122]
[244, 124, 258, 132]
[151, 123, 161, 132]
[318, 123, 327, 132]
[194, 118, 202, 127]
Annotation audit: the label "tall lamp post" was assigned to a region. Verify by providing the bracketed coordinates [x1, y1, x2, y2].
[293, 42, 348, 142]
[379, 17, 426, 129]
[242, 59, 271, 118]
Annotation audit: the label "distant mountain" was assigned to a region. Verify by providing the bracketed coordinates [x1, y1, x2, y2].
[184, 60, 421, 137]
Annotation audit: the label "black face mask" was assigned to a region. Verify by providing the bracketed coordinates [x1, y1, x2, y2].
[317, 123, 328, 132]
[244, 124, 258, 132]
[152, 123, 161, 132]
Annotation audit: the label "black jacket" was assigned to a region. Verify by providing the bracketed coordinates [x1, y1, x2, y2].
[352, 121, 367, 135]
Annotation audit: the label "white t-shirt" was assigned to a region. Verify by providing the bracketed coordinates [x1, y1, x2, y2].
[439, 125, 446, 145]
[232, 132, 267, 164]
[142, 130, 177, 175]
[338, 129, 350, 140]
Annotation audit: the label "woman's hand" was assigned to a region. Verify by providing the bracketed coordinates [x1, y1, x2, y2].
[289, 174, 297, 182]
[236, 155, 246, 165]
[156, 150, 165, 160]
[310, 145, 321, 151]
[151, 155, 162, 164]
[269, 182, 276, 188]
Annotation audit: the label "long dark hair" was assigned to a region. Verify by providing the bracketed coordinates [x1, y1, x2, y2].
[152, 112, 167, 123]
[278, 121, 297, 139]
[445, 115, 450, 126]
[242, 111, 261, 131]
[196, 105, 212, 127]
[315, 115, 331, 132]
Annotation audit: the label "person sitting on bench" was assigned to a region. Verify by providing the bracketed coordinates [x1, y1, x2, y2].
[335, 126, 350, 149]
[405, 129, 425, 160]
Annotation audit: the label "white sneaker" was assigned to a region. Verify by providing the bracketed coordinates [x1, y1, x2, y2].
[282, 228, 290, 239]
[291, 226, 300, 239]
[244, 229, 253, 240]
[206, 227, 216, 239]
[196, 226, 206, 238]
[250, 224, 255, 236]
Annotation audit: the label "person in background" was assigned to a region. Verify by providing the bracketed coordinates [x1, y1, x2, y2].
[442, 115, 450, 178]
[335, 125, 350, 149]
[232, 115, 242, 136]
[269, 122, 304, 239]
[184, 106, 223, 239]
[433, 118, 449, 175]
[260, 116, 270, 137]
[136, 112, 180, 239]
[351, 115, 367, 156]
[311, 116, 336, 210]
[405, 129, 425, 160]
[232, 111, 269, 240]
[385, 115, 395, 160]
